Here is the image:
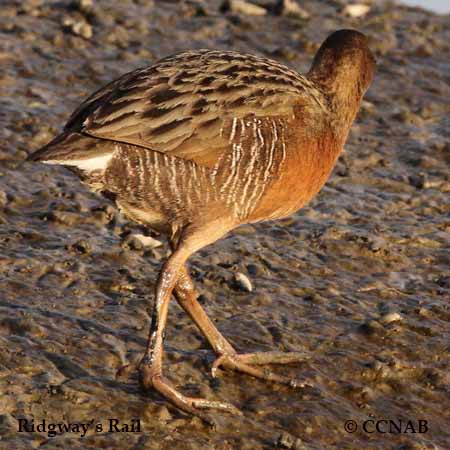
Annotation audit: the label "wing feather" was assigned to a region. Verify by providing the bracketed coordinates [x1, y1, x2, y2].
[62, 50, 327, 168]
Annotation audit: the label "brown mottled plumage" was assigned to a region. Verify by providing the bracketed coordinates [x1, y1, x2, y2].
[28, 29, 375, 424]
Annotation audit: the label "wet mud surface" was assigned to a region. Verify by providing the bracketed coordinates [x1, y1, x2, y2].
[0, 0, 449, 449]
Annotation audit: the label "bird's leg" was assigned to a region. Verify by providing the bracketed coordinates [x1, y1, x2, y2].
[174, 266, 311, 388]
[138, 224, 240, 423]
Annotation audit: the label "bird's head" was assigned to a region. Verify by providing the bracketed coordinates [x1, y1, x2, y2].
[308, 29, 375, 102]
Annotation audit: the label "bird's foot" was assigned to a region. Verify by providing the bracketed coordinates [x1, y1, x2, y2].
[211, 351, 311, 388]
[135, 360, 241, 427]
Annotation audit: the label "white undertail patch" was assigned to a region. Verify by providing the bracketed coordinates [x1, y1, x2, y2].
[44, 153, 113, 173]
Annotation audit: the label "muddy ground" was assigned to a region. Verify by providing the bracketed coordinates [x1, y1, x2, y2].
[0, 0, 449, 449]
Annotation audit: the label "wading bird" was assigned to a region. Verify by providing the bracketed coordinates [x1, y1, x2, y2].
[28, 29, 375, 423]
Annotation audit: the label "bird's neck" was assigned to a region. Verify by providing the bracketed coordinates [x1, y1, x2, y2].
[330, 94, 362, 146]
[309, 70, 364, 142]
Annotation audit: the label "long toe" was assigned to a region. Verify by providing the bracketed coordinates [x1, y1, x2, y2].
[150, 374, 241, 427]
[211, 352, 312, 389]
[189, 398, 242, 415]
[135, 362, 241, 426]
[232, 350, 310, 365]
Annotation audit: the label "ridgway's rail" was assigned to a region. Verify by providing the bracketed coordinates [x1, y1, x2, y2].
[28, 29, 375, 425]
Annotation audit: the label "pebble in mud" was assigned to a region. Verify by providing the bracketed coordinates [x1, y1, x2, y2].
[342, 4, 370, 18]
[62, 17, 93, 39]
[380, 312, 403, 325]
[276, 431, 309, 450]
[221, 0, 267, 16]
[128, 234, 162, 249]
[234, 272, 253, 292]
[275, 0, 310, 19]
[76, 0, 93, 11]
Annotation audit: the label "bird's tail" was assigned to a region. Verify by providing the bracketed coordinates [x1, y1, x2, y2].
[27, 132, 116, 173]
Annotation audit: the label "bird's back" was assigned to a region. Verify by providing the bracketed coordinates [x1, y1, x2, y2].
[63, 49, 327, 159]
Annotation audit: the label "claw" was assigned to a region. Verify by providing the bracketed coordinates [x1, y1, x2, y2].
[211, 355, 227, 378]
[115, 362, 139, 381]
